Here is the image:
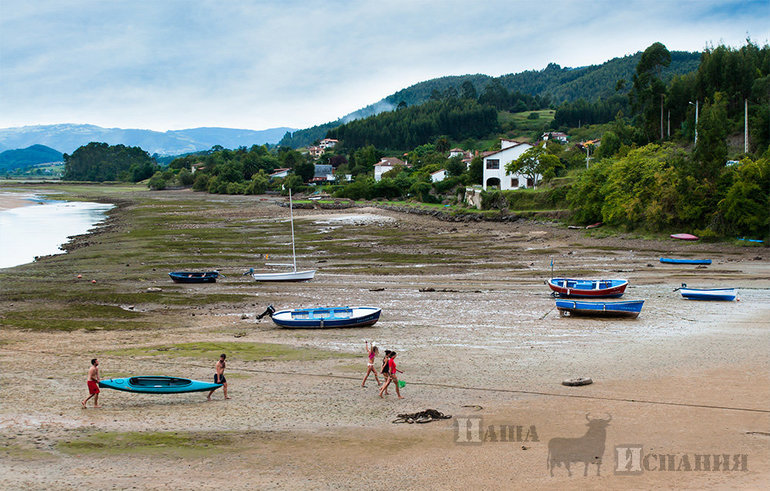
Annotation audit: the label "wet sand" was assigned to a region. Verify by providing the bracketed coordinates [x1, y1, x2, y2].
[0, 191, 35, 211]
[1, 198, 768, 489]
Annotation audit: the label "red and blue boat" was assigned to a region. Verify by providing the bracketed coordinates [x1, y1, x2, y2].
[546, 278, 628, 298]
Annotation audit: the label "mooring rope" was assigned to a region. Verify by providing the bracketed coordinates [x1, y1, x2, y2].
[2, 346, 769, 414]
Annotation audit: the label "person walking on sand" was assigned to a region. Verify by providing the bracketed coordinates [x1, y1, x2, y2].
[379, 350, 392, 395]
[207, 353, 230, 400]
[379, 351, 404, 399]
[361, 341, 381, 387]
[81, 358, 101, 408]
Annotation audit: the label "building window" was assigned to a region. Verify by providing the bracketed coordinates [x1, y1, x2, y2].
[486, 159, 499, 170]
[511, 178, 519, 188]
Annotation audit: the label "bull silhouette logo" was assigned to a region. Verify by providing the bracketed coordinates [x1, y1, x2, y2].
[547, 413, 612, 477]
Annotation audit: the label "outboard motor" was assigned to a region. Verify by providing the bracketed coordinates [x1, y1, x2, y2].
[256, 304, 275, 320]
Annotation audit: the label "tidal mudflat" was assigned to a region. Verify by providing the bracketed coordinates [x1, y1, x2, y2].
[1, 186, 768, 489]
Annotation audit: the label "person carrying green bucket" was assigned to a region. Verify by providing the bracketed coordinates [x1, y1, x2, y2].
[379, 351, 404, 399]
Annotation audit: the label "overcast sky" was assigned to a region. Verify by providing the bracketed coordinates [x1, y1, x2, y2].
[1, 0, 768, 132]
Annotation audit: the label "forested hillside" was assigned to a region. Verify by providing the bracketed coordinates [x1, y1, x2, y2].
[278, 51, 700, 148]
[0, 144, 62, 170]
[177, 40, 769, 240]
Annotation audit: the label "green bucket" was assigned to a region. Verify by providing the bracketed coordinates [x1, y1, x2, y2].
[398, 380, 406, 388]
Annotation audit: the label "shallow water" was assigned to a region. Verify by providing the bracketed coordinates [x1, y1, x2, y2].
[0, 197, 113, 269]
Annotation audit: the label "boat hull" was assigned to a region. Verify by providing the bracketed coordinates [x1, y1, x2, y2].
[660, 258, 712, 265]
[169, 271, 219, 283]
[251, 269, 316, 281]
[680, 288, 737, 301]
[556, 299, 644, 319]
[671, 233, 699, 240]
[99, 376, 222, 394]
[271, 306, 381, 329]
[547, 278, 628, 298]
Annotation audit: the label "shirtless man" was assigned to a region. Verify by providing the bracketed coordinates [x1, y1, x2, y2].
[207, 353, 230, 400]
[81, 358, 101, 408]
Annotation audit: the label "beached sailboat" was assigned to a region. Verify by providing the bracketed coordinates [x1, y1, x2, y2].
[249, 190, 316, 281]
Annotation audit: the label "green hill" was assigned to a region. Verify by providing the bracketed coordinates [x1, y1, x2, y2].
[278, 50, 701, 148]
[0, 144, 63, 170]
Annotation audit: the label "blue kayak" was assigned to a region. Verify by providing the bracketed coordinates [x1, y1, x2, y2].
[660, 258, 712, 265]
[99, 376, 222, 394]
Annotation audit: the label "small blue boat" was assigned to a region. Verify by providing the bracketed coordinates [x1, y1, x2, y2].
[556, 299, 644, 318]
[676, 284, 737, 301]
[169, 271, 220, 283]
[268, 306, 382, 329]
[99, 376, 222, 394]
[660, 258, 712, 265]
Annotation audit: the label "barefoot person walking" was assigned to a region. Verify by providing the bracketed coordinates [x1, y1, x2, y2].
[379, 351, 404, 399]
[81, 358, 101, 408]
[207, 353, 230, 400]
[361, 341, 381, 387]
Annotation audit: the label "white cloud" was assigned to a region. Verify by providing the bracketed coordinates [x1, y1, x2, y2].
[0, 0, 767, 131]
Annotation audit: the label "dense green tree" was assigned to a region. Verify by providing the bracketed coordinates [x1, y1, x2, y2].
[505, 146, 561, 188]
[630, 42, 671, 142]
[63, 142, 157, 182]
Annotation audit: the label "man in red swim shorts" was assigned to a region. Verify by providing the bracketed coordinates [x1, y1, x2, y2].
[82, 358, 101, 408]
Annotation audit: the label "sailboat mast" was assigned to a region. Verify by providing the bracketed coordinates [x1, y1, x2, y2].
[289, 189, 297, 272]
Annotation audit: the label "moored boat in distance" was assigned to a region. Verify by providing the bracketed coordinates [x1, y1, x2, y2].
[169, 271, 220, 283]
[671, 233, 699, 240]
[99, 376, 222, 394]
[269, 306, 382, 329]
[660, 258, 712, 265]
[556, 299, 644, 319]
[547, 278, 628, 298]
[676, 284, 737, 301]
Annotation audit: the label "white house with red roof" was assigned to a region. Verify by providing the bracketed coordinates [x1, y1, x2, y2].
[319, 138, 338, 149]
[269, 168, 290, 179]
[482, 140, 536, 190]
[374, 157, 405, 181]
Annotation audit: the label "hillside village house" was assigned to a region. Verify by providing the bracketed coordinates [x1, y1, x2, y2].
[319, 138, 338, 150]
[269, 168, 290, 179]
[482, 139, 536, 190]
[310, 164, 334, 184]
[307, 146, 324, 159]
[430, 169, 447, 183]
[374, 157, 405, 181]
[541, 131, 568, 143]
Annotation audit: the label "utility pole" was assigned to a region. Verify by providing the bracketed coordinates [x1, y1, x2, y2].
[689, 100, 699, 146]
[660, 94, 664, 141]
[745, 98, 748, 154]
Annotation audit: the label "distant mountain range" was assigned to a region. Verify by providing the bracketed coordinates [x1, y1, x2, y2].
[279, 50, 701, 148]
[0, 124, 295, 156]
[0, 144, 63, 170]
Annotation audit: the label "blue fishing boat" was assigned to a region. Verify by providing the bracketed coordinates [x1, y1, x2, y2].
[266, 305, 382, 329]
[169, 271, 220, 283]
[99, 376, 222, 394]
[676, 284, 737, 301]
[547, 278, 628, 298]
[556, 299, 644, 318]
[659, 258, 712, 265]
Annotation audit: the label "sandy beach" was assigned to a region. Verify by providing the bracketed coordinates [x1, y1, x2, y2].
[0, 191, 36, 211]
[1, 190, 768, 489]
